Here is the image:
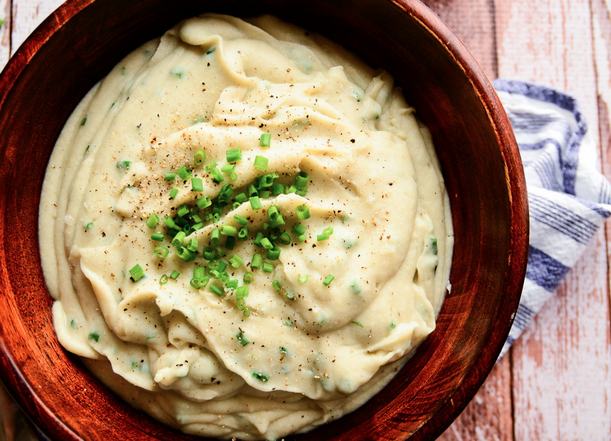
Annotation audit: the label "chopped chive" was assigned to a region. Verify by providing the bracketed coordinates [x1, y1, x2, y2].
[197, 196, 212, 210]
[164, 172, 176, 181]
[271, 183, 284, 196]
[172, 231, 186, 248]
[187, 238, 198, 252]
[238, 226, 249, 241]
[298, 274, 308, 283]
[430, 237, 438, 255]
[170, 270, 180, 280]
[323, 274, 335, 286]
[236, 285, 249, 299]
[194, 150, 206, 165]
[165, 217, 176, 229]
[221, 225, 237, 236]
[267, 247, 281, 260]
[218, 184, 234, 206]
[203, 246, 216, 260]
[226, 148, 242, 163]
[259, 133, 271, 147]
[272, 280, 282, 291]
[243, 272, 253, 284]
[190, 276, 209, 289]
[390, 321, 397, 329]
[352, 320, 364, 328]
[194, 267, 206, 280]
[154, 247, 169, 258]
[317, 226, 334, 241]
[191, 177, 204, 192]
[116, 160, 131, 170]
[169, 188, 179, 199]
[234, 214, 248, 225]
[270, 214, 285, 228]
[277, 232, 291, 245]
[151, 233, 164, 242]
[236, 331, 249, 346]
[254, 155, 269, 171]
[234, 193, 248, 203]
[296, 205, 310, 220]
[251, 254, 263, 270]
[295, 171, 309, 190]
[88, 331, 100, 342]
[262, 262, 273, 273]
[260, 237, 273, 250]
[176, 247, 196, 261]
[84, 221, 94, 230]
[146, 213, 159, 229]
[221, 164, 238, 180]
[259, 173, 278, 188]
[129, 264, 145, 282]
[225, 235, 236, 250]
[159, 274, 169, 285]
[268, 206, 279, 222]
[249, 196, 263, 210]
[210, 166, 224, 183]
[177, 204, 190, 218]
[209, 284, 223, 296]
[81, 116, 88, 126]
[247, 185, 259, 197]
[292, 223, 307, 235]
[252, 372, 269, 382]
[177, 166, 192, 180]
[226, 279, 239, 290]
[228, 254, 243, 268]
[171, 67, 184, 78]
[210, 228, 221, 245]
[254, 232, 265, 247]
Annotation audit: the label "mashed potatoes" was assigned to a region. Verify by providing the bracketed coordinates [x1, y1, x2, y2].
[39, 14, 452, 440]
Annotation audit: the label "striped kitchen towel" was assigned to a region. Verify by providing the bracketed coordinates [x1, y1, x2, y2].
[493, 79, 611, 357]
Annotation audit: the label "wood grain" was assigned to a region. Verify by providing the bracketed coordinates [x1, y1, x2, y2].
[495, 1, 611, 440]
[10, 0, 61, 55]
[0, 1, 527, 440]
[2, 0, 611, 440]
[427, 0, 611, 439]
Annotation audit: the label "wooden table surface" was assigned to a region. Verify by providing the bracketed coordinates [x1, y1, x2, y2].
[0, 0, 610, 440]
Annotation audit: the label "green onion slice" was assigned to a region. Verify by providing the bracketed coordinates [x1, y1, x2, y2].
[253, 155, 268, 171]
[154, 247, 169, 258]
[194, 150, 206, 165]
[129, 264, 145, 282]
[296, 205, 310, 220]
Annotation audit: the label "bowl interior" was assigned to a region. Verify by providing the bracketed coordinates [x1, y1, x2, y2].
[0, 0, 528, 440]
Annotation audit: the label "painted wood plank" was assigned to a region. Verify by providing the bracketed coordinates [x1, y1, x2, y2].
[421, 2, 512, 439]
[421, 0, 498, 78]
[496, 0, 611, 440]
[437, 358, 514, 441]
[0, 0, 10, 67]
[593, 0, 611, 180]
[10, 0, 63, 56]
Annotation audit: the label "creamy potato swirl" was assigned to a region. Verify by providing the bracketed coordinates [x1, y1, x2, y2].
[39, 14, 453, 440]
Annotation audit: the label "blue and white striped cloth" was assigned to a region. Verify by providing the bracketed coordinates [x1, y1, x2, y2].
[493, 80, 611, 357]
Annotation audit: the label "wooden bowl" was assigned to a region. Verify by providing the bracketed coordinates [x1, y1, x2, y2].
[0, 0, 528, 440]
